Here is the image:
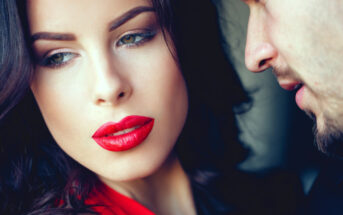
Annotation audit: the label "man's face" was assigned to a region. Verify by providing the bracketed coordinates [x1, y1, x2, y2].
[243, 0, 343, 155]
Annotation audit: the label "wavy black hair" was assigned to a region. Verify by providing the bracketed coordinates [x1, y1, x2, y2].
[0, 0, 250, 214]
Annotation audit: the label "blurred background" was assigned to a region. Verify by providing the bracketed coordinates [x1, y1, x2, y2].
[213, 0, 325, 194]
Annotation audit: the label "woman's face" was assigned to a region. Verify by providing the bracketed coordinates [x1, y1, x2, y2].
[27, 0, 188, 182]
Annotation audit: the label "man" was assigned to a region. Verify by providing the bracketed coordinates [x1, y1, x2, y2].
[241, 0, 343, 214]
[242, 0, 343, 156]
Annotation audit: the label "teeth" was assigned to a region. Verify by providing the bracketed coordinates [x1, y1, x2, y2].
[106, 126, 140, 137]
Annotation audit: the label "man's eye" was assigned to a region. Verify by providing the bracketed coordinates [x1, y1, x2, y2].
[117, 31, 156, 47]
[41, 52, 76, 68]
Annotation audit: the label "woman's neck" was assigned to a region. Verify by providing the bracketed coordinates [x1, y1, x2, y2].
[101, 154, 197, 215]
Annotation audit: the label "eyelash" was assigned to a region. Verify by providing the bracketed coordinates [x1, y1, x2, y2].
[116, 30, 157, 48]
[40, 52, 77, 68]
[39, 30, 157, 69]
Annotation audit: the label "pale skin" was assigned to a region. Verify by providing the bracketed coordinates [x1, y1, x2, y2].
[27, 0, 195, 214]
[242, 0, 343, 152]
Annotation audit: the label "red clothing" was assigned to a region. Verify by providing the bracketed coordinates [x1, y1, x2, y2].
[86, 182, 155, 215]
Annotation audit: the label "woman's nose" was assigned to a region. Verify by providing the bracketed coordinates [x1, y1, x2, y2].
[244, 9, 278, 73]
[91, 56, 132, 106]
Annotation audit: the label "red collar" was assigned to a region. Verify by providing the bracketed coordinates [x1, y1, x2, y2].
[86, 181, 155, 215]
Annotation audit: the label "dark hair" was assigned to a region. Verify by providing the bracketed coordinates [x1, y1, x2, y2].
[0, 0, 249, 214]
[0, 0, 32, 119]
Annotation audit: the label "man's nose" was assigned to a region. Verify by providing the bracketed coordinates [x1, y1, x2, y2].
[91, 56, 132, 107]
[244, 9, 277, 73]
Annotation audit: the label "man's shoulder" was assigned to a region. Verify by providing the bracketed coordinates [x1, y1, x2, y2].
[300, 158, 343, 215]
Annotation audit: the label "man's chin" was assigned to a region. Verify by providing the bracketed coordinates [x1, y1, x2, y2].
[314, 123, 343, 158]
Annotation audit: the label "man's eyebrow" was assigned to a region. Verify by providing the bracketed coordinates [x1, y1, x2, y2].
[31, 32, 76, 43]
[109, 6, 155, 32]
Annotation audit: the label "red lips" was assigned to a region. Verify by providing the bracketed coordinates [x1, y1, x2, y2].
[92, 115, 154, 151]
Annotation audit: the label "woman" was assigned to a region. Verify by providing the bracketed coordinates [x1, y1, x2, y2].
[0, 0, 300, 214]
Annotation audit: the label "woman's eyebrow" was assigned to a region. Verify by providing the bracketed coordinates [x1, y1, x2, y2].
[30, 6, 155, 43]
[31, 32, 75, 43]
[108, 6, 155, 32]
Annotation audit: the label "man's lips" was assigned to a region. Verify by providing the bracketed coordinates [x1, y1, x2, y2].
[92, 115, 154, 151]
[279, 80, 305, 110]
[279, 81, 302, 91]
[295, 85, 305, 110]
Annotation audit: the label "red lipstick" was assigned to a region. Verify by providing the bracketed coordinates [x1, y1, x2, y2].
[92, 115, 154, 151]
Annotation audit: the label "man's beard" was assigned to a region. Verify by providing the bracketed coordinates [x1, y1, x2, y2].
[312, 113, 343, 158]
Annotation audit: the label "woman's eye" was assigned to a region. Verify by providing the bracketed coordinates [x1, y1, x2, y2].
[121, 35, 142, 44]
[117, 31, 156, 47]
[40, 52, 76, 68]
